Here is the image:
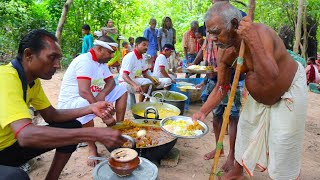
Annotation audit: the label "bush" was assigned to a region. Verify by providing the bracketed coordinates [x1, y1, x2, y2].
[60, 53, 74, 69]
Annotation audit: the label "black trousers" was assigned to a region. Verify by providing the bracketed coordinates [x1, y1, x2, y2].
[0, 165, 30, 180]
[0, 120, 82, 167]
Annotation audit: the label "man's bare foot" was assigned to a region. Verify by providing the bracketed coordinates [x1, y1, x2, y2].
[219, 167, 244, 180]
[204, 149, 224, 160]
[221, 157, 234, 172]
[87, 144, 99, 167]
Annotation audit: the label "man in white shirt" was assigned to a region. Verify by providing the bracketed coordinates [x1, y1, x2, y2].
[118, 37, 158, 102]
[57, 36, 127, 167]
[153, 44, 176, 89]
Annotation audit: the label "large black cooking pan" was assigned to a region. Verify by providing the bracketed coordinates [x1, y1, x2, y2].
[111, 119, 177, 162]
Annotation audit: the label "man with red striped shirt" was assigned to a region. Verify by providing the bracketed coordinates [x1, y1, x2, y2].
[118, 37, 158, 102]
[152, 44, 176, 89]
[58, 36, 127, 167]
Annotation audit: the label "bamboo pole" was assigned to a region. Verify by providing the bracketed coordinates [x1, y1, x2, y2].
[209, 0, 255, 179]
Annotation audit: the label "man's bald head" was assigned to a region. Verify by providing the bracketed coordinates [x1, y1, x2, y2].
[205, 1, 242, 30]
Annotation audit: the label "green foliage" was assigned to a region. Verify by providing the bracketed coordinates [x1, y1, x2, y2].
[0, 0, 51, 59]
[0, 0, 319, 64]
[60, 53, 74, 69]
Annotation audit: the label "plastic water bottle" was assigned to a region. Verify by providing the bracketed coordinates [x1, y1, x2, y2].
[182, 59, 187, 73]
[183, 59, 187, 68]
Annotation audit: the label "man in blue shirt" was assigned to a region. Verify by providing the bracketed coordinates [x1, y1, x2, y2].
[81, 24, 94, 54]
[144, 18, 158, 71]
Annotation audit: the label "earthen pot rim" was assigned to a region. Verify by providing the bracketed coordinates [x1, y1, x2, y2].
[110, 148, 138, 163]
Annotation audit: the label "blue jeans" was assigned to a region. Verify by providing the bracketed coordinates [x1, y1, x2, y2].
[187, 54, 197, 63]
[185, 54, 199, 78]
[182, 54, 197, 68]
[201, 78, 244, 118]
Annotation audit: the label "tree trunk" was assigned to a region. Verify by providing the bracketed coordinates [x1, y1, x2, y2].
[293, 0, 304, 54]
[279, 25, 294, 50]
[301, 5, 307, 59]
[307, 16, 318, 58]
[55, 0, 74, 45]
[187, 0, 192, 11]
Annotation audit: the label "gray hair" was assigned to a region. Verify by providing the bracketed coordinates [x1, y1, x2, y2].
[150, 18, 157, 24]
[191, 20, 199, 27]
[204, 2, 243, 30]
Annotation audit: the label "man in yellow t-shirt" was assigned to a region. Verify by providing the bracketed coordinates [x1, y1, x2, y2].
[0, 29, 126, 179]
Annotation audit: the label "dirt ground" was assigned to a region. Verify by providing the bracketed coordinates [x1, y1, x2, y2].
[28, 71, 320, 180]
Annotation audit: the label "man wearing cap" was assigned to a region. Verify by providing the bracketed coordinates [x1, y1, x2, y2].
[0, 29, 125, 180]
[152, 44, 176, 89]
[57, 35, 128, 167]
[118, 37, 158, 102]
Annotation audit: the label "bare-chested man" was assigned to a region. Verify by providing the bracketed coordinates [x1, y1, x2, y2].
[193, 2, 307, 180]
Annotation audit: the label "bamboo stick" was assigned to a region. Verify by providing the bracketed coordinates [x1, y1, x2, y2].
[209, 0, 255, 179]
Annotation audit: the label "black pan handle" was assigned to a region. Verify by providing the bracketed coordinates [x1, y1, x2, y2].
[144, 106, 159, 119]
[152, 91, 164, 102]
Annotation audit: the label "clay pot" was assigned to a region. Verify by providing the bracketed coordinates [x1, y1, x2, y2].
[108, 148, 140, 176]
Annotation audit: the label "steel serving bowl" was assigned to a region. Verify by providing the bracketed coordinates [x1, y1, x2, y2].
[131, 102, 180, 120]
[160, 116, 209, 139]
[152, 90, 188, 115]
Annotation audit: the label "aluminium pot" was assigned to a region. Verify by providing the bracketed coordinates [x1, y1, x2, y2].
[131, 102, 180, 120]
[152, 90, 188, 115]
[111, 119, 177, 163]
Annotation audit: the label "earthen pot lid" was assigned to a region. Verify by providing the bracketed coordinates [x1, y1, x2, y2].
[110, 148, 138, 162]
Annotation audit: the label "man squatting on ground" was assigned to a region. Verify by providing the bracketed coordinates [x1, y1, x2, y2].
[118, 37, 158, 102]
[152, 44, 177, 90]
[0, 29, 125, 180]
[57, 36, 128, 167]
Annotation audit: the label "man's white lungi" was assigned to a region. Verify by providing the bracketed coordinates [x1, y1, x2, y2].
[119, 78, 152, 94]
[155, 74, 176, 88]
[235, 62, 307, 179]
[58, 86, 126, 124]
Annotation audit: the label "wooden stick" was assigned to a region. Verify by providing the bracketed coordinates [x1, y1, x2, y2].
[209, 0, 255, 179]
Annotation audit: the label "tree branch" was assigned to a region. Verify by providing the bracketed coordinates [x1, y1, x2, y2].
[293, 0, 304, 54]
[55, 0, 74, 45]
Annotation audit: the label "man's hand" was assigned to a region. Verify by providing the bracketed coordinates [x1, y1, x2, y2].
[102, 117, 117, 126]
[195, 82, 205, 89]
[91, 101, 115, 120]
[192, 111, 207, 122]
[171, 79, 176, 84]
[133, 85, 143, 93]
[96, 128, 126, 148]
[151, 77, 161, 87]
[236, 16, 254, 42]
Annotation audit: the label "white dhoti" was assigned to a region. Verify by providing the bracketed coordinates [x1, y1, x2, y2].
[156, 74, 176, 88]
[119, 78, 152, 94]
[235, 62, 307, 179]
[57, 85, 127, 124]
